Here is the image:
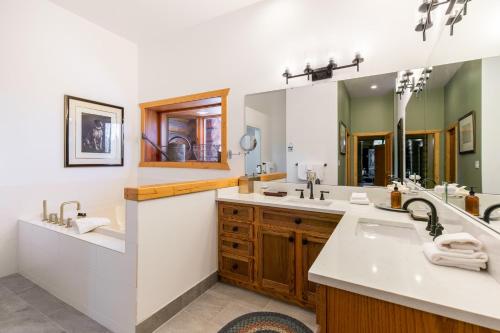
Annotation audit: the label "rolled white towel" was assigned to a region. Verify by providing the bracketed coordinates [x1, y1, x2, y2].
[435, 232, 483, 254]
[73, 217, 111, 234]
[423, 243, 488, 271]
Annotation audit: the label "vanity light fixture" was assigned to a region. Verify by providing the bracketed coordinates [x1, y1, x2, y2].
[282, 54, 364, 84]
[415, 0, 472, 41]
[396, 67, 433, 99]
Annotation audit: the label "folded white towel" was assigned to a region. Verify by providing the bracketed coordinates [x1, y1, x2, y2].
[73, 217, 111, 234]
[435, 232, 483, 254]
[350, 198, 370, 205]
[423, 243, 488, 271]
[351, 192, 368, 199]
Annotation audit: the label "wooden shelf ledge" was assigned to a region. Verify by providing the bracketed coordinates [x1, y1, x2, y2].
[259, 172, 287, 182]
[124, 177, 239, 202]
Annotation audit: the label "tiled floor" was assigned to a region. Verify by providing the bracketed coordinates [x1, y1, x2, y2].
[0, 273, 111, 333]
[154, 282, 318, 333]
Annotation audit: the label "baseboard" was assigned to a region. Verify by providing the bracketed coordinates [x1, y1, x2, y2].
[136, 272, 218, 333]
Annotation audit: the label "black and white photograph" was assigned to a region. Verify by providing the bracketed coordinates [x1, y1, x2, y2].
[64, 95, 124, 167]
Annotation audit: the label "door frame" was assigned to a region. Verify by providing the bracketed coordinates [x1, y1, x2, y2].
[406, 129, 441, 185]
[352, 131, 393, 186]
[345, 128, 351, 186]
[445, 123, 458, 183]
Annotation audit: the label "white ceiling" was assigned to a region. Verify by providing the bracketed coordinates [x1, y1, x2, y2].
[343, 72, 397, 98]
[48, 0, 265, 43]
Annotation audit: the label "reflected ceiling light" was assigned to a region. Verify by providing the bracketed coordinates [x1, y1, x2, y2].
[370, 85, 378, 90]
[282, 54, 364, 84]
[415, 0, 472, 41]
[396, 68, 432, 99]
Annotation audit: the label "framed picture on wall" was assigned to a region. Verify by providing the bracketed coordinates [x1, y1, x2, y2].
[339, 121, 347, 155]
[458, 111, 476, 154]
[64, 95, 124, 167]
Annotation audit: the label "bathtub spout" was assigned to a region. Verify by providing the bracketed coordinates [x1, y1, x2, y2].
[59, 201, 81, 227]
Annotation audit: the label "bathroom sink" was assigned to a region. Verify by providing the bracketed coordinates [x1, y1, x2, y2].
[355, 218, 421, 245]
[284, 197, 333, 207]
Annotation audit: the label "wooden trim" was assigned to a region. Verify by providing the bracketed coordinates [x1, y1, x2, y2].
[345, 128, 351, 186]
[124, 177, 238, 201]
[140, 88, 230, 170]
[352, 131, 393, 186]
[445, 123, 458, 182]
[259, 172, 287, 182]
[405, 129, 441, 135]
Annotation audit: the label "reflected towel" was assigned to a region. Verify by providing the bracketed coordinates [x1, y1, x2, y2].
[74, 217, 111, 234]
[435, 232, 483, 254]
[423, 243, 488, 271]
[350, 193, 370, 205]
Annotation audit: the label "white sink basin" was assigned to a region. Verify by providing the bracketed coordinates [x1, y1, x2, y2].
[355, 218, 421, 245]
[284, 197, 333, 207]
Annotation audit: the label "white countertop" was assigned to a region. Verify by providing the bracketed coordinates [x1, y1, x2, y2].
[19, 219, 125, 253]
[217, 191, 500, 331]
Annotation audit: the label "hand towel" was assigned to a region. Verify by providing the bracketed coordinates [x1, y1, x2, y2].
[350, 193, 370, 205]
[434, 233, 483, 254]
[423, 243, 488, 271]
[74, 217, 111, 234]
[297, 162, 308, 181]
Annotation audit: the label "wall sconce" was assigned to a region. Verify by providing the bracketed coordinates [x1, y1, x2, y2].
[415, 0, 472, 41]
[396, 67, 432, 99]
[283, 54, 364, 84]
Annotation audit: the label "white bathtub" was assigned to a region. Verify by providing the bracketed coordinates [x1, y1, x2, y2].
[18, 214, 136, 333]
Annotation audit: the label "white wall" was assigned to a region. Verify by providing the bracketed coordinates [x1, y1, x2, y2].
[286, 82, 338, 185]
[136, 191, 218, 323]
[0, 0, 138, 277]
[481, 56, 500, 194]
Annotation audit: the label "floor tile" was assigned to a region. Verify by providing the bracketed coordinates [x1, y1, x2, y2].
[182, 289, 230, 322]
[0, 287, 31, 322]
[18, 286, 66, 316]
[210, 283, 271, 308]
[48, 305, 111, 333]
[0, 274, 35, 294]
[154, 309, 219, 333]
[211, 301, 261, 328]
[0, 307, 65, 333]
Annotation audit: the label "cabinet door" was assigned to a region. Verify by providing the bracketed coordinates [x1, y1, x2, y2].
[257, 226, 295, 296]
[301, 234, 328, 305]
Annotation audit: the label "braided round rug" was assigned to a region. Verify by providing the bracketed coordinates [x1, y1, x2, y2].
[218, 312, 313, 333]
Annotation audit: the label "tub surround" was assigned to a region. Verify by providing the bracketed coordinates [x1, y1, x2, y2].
[216, 186, 500, 331]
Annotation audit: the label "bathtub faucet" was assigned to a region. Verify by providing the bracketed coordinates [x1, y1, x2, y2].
[59, 201, 81, 227]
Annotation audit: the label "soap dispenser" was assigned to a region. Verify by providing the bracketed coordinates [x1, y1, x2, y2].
[391, 183, 402, 209]
[465, 187, 480, 216]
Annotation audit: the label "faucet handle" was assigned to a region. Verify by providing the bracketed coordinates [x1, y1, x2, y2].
[320, 190, 330, 201]
[295, 189, 305, 199]
[433, 223, 444, 240]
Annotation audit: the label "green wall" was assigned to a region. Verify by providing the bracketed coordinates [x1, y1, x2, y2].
[337, 81, 351, 186]
[444, 60, 482, 191]
[350, 92, 394, 133]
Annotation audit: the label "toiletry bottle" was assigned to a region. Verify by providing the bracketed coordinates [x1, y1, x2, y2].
[465, 187, 480, 216]
[391, 183, 402, 209]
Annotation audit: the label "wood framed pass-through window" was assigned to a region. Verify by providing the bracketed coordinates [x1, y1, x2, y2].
[139, 88, 230, 170]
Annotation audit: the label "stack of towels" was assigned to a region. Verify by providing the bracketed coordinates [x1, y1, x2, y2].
[423, 233, 488, 271]
[350, 192, 370, 205]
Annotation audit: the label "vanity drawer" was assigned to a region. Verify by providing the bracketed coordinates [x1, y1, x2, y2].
[220, 204, 254, 223]
[220, 220, 253, 240]
[220, 252, 253, 283]
[261, 208, 340, 235]
[220, 237, 253, 257]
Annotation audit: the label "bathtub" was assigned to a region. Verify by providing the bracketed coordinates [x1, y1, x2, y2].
[18, 211, 136, 333]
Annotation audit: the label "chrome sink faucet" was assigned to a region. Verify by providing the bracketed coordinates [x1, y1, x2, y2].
[402, 197, 443, 238]
[306, 170, 317, 200]
[59, 201, 81, 227]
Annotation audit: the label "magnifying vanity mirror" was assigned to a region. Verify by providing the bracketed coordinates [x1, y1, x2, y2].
[240, 134, 257, 152]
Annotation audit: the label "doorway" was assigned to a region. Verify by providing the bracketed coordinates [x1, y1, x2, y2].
[446, 124, 458, 183]
[406, 130, 441, 187]
[245, 126, 261, 175]
[353, 132, 393, 187]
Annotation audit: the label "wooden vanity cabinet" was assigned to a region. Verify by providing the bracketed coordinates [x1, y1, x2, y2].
[218, 202, 341, 308]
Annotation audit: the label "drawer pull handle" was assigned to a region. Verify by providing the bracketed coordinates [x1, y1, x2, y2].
[232, 243, 239, 249]
[289, 236, 295, 243]
[232, 226, 239, 232]
[302, 239, 309, 245]
[231, 263, 239, 270]
[294, 218, 302, 225]
[233, 209, 239, 215]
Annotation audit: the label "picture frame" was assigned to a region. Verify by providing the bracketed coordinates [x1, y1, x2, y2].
[339, 121, 347, 155]
[64, 95, 124, 167]
[458, 111, 476, 154]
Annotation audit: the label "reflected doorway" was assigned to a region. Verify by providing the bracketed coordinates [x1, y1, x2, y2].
[245, 126, 261, 175]
[353, 132, 393, 187]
